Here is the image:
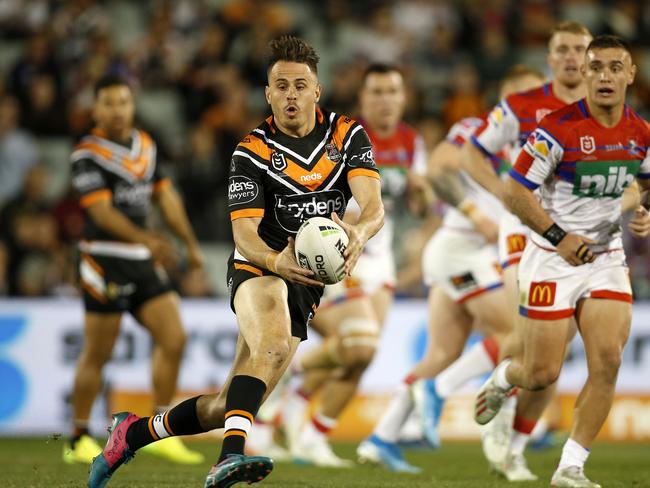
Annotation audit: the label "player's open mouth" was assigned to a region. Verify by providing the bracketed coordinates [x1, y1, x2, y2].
[285, 106, 298, 115]
[597, 87, 614, 95]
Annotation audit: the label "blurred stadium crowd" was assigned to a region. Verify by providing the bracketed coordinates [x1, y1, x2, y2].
[1, 0, 650, 298]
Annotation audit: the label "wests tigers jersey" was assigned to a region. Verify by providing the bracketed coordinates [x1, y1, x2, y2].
[71, 128, 169, 257]
[511, 100, 650, 251]
[228, 108, 380, 251]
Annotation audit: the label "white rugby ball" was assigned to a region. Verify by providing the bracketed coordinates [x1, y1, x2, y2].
[294, 216, 349, 285]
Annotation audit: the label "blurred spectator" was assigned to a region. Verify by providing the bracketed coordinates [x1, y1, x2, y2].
[22, 73, 69, 135]
[0, 165, 67, 296]
[441, 62, 485, 128]
[0, 94, 39, 206]
[0, 0, 50, 39]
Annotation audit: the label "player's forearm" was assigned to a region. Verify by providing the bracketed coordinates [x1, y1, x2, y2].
[232, 217, 280, 270]
[429, 167, 466, 207]
[157, 187, 200, 250]
[504, 177, 553, 236]
[460, 143, 505, 201]
[87, 205, 150, 244]
[354, 199, 384, 244]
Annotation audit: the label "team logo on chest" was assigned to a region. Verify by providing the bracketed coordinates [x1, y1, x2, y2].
[325, 143, 342, 163]
[271, 151, 287, 171]
[580, 135, 596, 154]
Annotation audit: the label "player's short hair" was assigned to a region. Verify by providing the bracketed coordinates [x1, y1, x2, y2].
[94, 74, 131, 97]
[361, 63, 403, 84]
[550, 20, 592, 39]
[267, 35, 319, 74]
[501, 64, 546, 85]
[587, 35, 632, 55]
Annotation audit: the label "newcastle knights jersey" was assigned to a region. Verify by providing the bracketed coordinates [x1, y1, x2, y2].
[71, 128, 169, 258]
[228, 107, 380, 251]
[511, 100, 650, 252]
[473, 82, 567, 165]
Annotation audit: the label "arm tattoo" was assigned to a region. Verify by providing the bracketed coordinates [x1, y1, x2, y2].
[430, 168, 466, 207]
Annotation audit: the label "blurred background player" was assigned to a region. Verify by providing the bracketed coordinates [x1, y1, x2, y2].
[64, 75, 204, 465]
[267, 63, 431, 468]
[476, 35, 650, 488]
[356, 65, 544, 476]
[87, 35, 384, 488]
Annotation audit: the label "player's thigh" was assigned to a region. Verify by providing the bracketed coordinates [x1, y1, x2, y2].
[502, 264, 519, 313]
[464, 287, 513, 337]
[577, 298, 631, 376]
[135, 291, 186, 351]
[82, 312, 122, 364]
[519, 316, 572, 386]
[311, 296, 376, 337]
[233, 275, 293, 354]
[422, 286, 473, 363]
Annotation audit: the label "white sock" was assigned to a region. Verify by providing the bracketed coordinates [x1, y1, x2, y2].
[509, 431, 531, 456]
[436, 340, 497, 398]
[530, 418, 548, 442]
[558, 438, 590, 470]
[374, 382, 414, 443]
[282, 388, 309, 427]
[494, 359, 513, 390]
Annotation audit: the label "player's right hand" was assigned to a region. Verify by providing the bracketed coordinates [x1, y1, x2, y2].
[556, 233, 596, 266]
[273, 237, 324, 288]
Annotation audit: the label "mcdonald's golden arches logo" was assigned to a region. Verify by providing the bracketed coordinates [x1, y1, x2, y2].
[528, 282, 556, 307]
[506, 234, 527, 255]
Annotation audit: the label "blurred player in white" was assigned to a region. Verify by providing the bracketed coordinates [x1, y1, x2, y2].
[475, 35, 650, 488]
[262, 64, 432, 467]
[356, 66, 545, 475]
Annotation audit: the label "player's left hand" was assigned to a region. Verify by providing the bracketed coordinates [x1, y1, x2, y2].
[332, 212, 366, 276]
[628, 206, 650, 238]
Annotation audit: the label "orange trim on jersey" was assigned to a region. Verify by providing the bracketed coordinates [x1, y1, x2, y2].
[316, 107, 324, 124]
[78, 130, 155, 179]
[223, 429, 247, 439]
[234, 263, 263, 277]
[80, 280, 107, 304]
[282, 152, 339, 190]
[230, 208, 265, 221]
[589, 290, 633, 303]
[75, 141, 113, 160]
[148, 416, 160, 440]
[81, 253, 104, 277]
[238, 133, 272, 160]
[153, 178, 171, 192]
[80, 189, 112, 208]
[520, 307, 575, 320]
[225, 409, 254, 423]
[348, 168, 380, 180]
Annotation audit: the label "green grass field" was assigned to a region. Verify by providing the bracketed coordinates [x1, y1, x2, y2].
[2, 438, 650, 487]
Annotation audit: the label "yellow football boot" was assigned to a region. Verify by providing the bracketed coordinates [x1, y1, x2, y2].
[62, 434, 103, 464]
[140, 436, 205, 464]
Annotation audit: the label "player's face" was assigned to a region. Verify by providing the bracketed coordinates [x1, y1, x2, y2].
[582, 47, 636, 109]
[93, 85, 134, 136]
[499, 74, 544, 99]
[266, 61, 321, 134]
[548, 32, 591, 88]
[359, 72, 405, 131]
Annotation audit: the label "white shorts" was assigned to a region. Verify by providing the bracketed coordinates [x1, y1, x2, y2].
[320, 248, 396, 308]
[518, 243, 632, 320]
[498, 211, 530, 270]
[422, 227, 503, 303]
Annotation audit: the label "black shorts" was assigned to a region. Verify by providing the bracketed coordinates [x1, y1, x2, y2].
[79, 252, 173, 314]
[227, 253, 322, 341]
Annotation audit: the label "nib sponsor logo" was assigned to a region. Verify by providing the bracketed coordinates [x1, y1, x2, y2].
[573, 161, 639, 198]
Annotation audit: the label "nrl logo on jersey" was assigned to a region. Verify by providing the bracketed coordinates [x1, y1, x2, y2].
[325, 143, 342, 162]
[580, 135, 596, 154]
[271, 151, 287, 171]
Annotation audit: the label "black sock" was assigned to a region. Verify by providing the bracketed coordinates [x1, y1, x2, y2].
[218, 375, 267, 462]
[125, 396, 206, 451]
[70, 425, 89, 448]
